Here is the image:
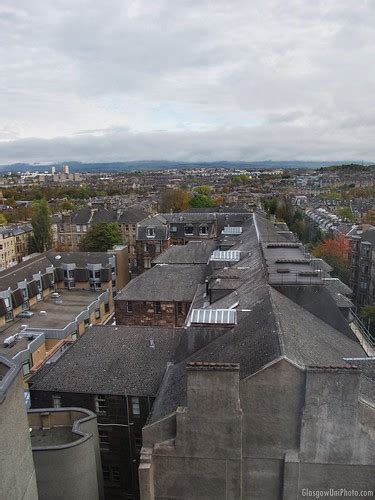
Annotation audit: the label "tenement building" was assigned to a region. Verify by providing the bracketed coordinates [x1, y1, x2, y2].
[23, 213, 375, 499]
[350, 228, 375, 307]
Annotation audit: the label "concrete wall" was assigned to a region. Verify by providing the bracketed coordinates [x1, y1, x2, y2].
[0, 364, 38, 500]
[30, 408, 103, 500]
[140, 358, 375, 500]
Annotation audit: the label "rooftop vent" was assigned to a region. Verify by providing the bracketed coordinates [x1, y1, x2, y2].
[190, 308, 237, 325]
[298, 271, 319, 277]
[210, 250, 240, 262]
[267, 243, 300, 248]
[275, 259, 310, 264]
[221, 227, 243, 235]
[55, 255, 62, 260]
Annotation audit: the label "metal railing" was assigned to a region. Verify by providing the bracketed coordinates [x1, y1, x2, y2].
[350, 310, 375, 348]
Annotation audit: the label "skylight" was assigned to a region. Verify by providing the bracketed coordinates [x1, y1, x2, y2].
[190, 308, 237, 325]
[210, 250, 240, 262]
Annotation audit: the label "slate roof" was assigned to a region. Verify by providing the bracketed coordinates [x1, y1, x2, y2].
[136, 215, 169, 240]
[47, 251, 113, 268]
[150, 285, 366, 423]
[115, 264, 207, 302]
[118, 204, 148, 224]
[358, 229, 375, 245]
[0, 251, 115, 292]
[71, 208, 92, 224]
[0, 254, 52, 291]
[153, 241, 217, 265]
[29, 326, 184, 397]
[91, 208, 117, 223]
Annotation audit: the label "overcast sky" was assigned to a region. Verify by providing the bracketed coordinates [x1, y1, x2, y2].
[1, 0, 375, 164]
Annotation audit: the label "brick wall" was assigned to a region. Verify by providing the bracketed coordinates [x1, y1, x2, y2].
[115, 299, 189, 327]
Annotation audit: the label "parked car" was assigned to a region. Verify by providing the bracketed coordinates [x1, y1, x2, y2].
[18, 310, 34, 318]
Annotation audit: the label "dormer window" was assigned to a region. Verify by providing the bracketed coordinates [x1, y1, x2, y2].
[184, 225, 194, 235]
[200, 225, 208, 235]
[146, 227, 155, 238]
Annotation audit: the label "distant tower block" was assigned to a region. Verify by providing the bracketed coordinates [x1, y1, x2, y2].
[51, 166, 56, 174]
[62, 164, 70, 175]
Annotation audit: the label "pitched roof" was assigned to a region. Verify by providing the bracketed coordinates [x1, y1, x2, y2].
[29, 325, 183, 397]
[118, 205, 148, 224]
[153, 241, 217, 265]
[115, 264, 207, 302]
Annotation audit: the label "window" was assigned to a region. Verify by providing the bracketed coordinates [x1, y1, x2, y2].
[154, 301, 161, 314]
[132, 224, 136, 231]
[84, 318, 90, 328]
[5, 310, 13, 322]
[131, 396, 140, 416]
[125, 224, 129, 231]
[126, 301, 133, 313]
[135, 432, 142, 451]
[111, 467, 120, 483]
[99, 430, 110, 451]
[143, 242, 149, 252]
[76, 225, 81, 232]
[146, 227, 155, 238]
[95, 309, 101, 320]
[171, 225, 177, 233]
[177, 303, 183, 316]
[52, 395, 62, 408]
[102, 465, 110, 482]
[82, 225, 87, 232]
[184, 224, 194, 235]
[105, 302, 110, 313]
[95, 395, 107, 414]
[71, 331, 78, 341]
[144, 257, 151, 269]
[22, 361, 30, 377]
[155, 242, 161, 253]
[200, 225, 208, 235]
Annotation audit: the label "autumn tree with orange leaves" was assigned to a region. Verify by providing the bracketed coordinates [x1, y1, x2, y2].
[312, 235, 350, 284]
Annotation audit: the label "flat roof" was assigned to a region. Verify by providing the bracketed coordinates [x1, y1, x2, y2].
[0, 289, 103, 357]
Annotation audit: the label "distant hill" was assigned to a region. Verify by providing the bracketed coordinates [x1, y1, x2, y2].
[0, 160, 373, 173]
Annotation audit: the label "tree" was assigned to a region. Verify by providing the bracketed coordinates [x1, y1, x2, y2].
[359, 305, 375, 333]
[160, 189, 191, 212]
[193, 185, 213, 196]
[189, 193, 215, 208]
[312, 235, 350, 284]
[80, 223, 123, 252]
[338, 207, 354, 221]
[0, 213, 7, 225]
[28, 199, 52, 253]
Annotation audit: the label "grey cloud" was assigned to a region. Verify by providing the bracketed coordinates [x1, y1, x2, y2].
[1, 0, 375, 162]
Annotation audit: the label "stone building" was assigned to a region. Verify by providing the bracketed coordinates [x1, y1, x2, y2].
[29, 325, 184, 500]
[115, 263, 207, 327]
[138, 214, 375, 499]
[0, 223, 33, 270]
[135, 215, 170, 273]
[350, 229, 375, 307]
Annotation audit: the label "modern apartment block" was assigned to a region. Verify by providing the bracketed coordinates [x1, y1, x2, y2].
[0, 246, 128, 385]
[349, 229, 375, 307]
